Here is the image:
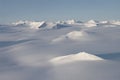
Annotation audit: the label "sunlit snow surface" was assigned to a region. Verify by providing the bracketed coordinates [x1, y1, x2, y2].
[50, 52, 104, 65]
[0, 20, 120, 80]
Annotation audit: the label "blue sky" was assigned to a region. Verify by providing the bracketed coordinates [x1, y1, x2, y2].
[0, 0, 120, 23]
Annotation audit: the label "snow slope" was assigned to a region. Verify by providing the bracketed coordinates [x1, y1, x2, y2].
[52, 30, 89, 42]
[50, 52, 104, 65]
[12, 20, 46, 29]
[84, 20, 98, 27]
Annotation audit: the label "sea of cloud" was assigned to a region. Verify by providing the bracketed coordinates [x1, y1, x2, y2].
[0, 20, 120, 80]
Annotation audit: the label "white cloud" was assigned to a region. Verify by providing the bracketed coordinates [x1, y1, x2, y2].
[0, 19, 120, 80]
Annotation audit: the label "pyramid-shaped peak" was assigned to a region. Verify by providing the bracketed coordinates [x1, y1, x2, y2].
[75, 52, 103, 60]
[65, 19, 76, 24]
[87, 20, 97, 23]
[50, 52, 104, 65]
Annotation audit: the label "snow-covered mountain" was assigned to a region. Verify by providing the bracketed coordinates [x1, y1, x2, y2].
[12, 20, 46, 29]
[0, 19, 120, 80]
[50, 52, 104, 65]
[12, 20, 120, 29]
[11, 20, 120, 30]
[83, 20, 98, 27]
[52, 30, 89, 42]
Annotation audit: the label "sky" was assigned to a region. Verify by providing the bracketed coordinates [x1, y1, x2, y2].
[0, 0, 120, 24]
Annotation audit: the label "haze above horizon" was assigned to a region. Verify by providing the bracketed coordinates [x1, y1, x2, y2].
[0, 0, 120, 24]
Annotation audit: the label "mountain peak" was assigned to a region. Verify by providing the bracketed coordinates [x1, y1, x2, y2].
[65, 19, 76, 24]
[50, 52, 104, 65]
[87, 20, 97, 23]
